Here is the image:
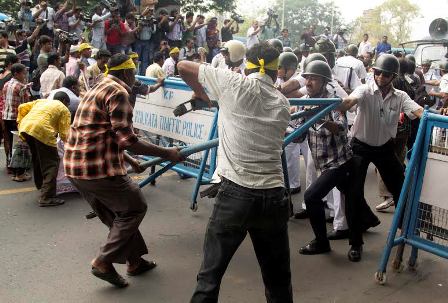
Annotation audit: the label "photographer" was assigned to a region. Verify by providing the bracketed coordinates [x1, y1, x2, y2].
[91, 5, 111, 50]
[159, 39, 170, 59]
[166, 9, 183, 48]
[333, 29, 348, 51]
[259, 10, 280, 41]
[182, 12, 197, 46]
[32, 1, 55, 37]
[68, 8, 86, 40]
[134, 6, 157, 75]
[122, 13, 137, 54]
[105, 7, 126, 55]
[194, 15, 207, 48]
[221, 19, 239, 43]
[18, 0, 34, 32]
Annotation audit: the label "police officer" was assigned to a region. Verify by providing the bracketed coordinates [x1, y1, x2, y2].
[298, 60, 364, 261]
[340, 54, 423, 227]
[268, 38, 284, 54]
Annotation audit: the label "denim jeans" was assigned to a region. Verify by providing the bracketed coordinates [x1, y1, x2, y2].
[191, 178, 293, 303]
[134, 39, 153, 75]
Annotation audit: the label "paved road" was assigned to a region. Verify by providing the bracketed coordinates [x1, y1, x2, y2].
[0, 155, 447, 303]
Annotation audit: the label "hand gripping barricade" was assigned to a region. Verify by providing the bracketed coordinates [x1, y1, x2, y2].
[375, 108, 448, 285]
[131, 75, 341, 211]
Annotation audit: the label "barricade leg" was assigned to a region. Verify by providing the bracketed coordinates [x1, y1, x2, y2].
[408, 246, 419, 270]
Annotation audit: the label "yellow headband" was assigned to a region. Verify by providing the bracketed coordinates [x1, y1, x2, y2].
[246, 58, 279, 75]
[104, 58, 136, 76]
[129, 53, 139, 59]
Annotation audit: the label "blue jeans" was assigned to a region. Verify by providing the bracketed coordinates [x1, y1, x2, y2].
[191, 178, 293, 303]
[134, 39, 153, 75]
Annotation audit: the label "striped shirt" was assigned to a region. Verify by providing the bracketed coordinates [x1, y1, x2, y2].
[0, 46, 16, 71]
[306, 92, 352, 173]
[64, 75, 138, 180]
[198, 64, 290, 189]
[2, 78, 30, 120]
[40, 65, 65, 98]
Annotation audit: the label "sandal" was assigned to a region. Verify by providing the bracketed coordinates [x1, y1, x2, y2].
[38, 198, 65, 207]
[127, 259, 157, 276]
[91, 266, 129, 288]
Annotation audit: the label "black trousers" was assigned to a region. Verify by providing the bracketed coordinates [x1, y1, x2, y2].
[304, 159, 363, 246]
[191, 178, 293, 303]
[351, 138, 405, 207]
[23, 134, 59, 200]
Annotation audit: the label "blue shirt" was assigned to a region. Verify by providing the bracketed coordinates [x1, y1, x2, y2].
[376, 42, 391, 55]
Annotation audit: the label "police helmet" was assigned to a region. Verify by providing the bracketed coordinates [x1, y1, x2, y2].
[373, 54, 399, 75]
[302, 60, 333, 82]
[268, 38, 284, 53]
[303, 53, 328, 70]
[279, 52, 299, 70]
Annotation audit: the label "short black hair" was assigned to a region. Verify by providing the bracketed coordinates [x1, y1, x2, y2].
[153, 51, 164, 63]
[5, 53, 19, 67]
[11, 63, 26, 75]
[245, 42, 280, 80]
[186, 12, 194, 18]
[0, 30, 7, 38]
[47, 52, 60, 65]
[96, 49, 111, 60]
[63, 76, 78, 89]
[39, 35, 52, 46]
[53, 91, 70, 105]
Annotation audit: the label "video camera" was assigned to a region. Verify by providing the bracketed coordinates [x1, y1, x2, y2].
[137, 15, 157, 26]
[231, 13, 244, 24]
[55, 29, 80, 45]
[267, 8, 278, 19]
[1, 19, 19, 33]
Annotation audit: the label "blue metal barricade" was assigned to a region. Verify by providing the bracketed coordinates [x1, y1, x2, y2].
[132, 91, 342, 211]
[375, 108, 448, 284]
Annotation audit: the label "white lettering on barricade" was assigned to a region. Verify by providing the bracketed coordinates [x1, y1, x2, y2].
[133, 78, 215, 145]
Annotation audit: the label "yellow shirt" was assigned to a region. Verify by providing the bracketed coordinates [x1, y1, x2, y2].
[17, 99, 71, 147]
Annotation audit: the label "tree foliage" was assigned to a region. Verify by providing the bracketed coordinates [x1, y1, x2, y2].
[272, 0, 345, 48]
[179, 0, 236, 14]
[351, 0, 420, 46]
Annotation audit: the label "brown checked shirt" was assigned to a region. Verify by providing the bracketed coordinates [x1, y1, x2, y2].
[64, 75, 138, 180]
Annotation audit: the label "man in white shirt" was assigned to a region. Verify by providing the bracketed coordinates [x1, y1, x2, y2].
[358, 33, 372, 57]
[68, 8, 85, 39]
[40, 52, 65, 98]
[32, 1, 55, 37]
[178, 42, 293, 303]
[246, 20, 261, 49]
[340, 54, 423, 224]
[91, 5, 111, 50]
[145, 51, 166, 78]
[333, 44, 367, 91]
[194, 15, 207, 48]
[428, 61, 448, 108]
[162, 47, 179, 77]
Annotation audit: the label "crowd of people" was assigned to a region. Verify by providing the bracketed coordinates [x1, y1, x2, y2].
[2, 1, 448, 302]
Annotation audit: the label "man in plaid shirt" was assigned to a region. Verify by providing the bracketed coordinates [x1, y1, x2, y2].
[2, 63, 30, 173]
[64, 53, 183, 287]
[297, 61, 364, 262]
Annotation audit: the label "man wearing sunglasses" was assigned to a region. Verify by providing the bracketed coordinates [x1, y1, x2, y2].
[340, 54, 423, 222]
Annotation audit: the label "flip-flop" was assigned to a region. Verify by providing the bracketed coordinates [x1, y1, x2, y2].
[127, 259, 157, 276]
[91, 266, 129, 288]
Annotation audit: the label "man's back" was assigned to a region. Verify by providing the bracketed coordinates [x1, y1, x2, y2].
[198, 64, 290, 189]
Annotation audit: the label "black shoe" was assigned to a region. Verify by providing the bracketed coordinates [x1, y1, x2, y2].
[348, 245, 363, 262]
[290, 187, 301, 195]
[362, 218, 381, 232]
[294, 209, 308, 219]
[326, 216, 334, 223]
[299, 239, 331, 255]
[85, 211, 97, 219]
[327, 229, 350, 240]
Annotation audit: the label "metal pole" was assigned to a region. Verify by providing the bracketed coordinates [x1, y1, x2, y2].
[282, 0, 285, 29]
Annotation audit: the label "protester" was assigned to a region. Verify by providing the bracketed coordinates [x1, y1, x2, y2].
[2, 63, 30, 174]
[65, 45, 80, 77]
[40, 52, 65, 98]
[179, 39, 197, 61]
[64, 53, 183, 287]
[162, 47, 179, 77]
[48, 76, 80, 118]
[36, 35, 53, 71]
[78, 49, 111, 98]
[17, 91, 71, 206]
[178, 41, 293, 302]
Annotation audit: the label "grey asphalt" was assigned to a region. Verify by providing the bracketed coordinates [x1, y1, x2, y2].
[0, 155, 447, 303]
